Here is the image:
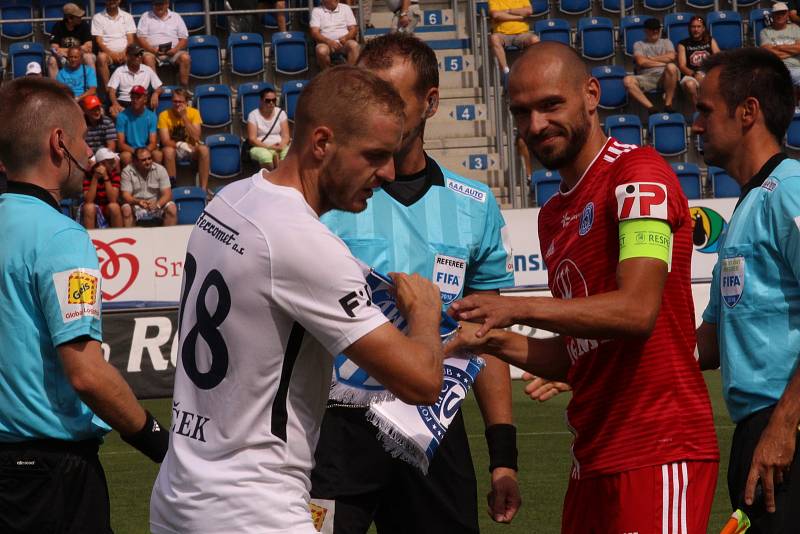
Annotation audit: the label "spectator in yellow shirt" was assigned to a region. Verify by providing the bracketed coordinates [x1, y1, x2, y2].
[489, 0, 539, 77]
[157, 88, 210, 191]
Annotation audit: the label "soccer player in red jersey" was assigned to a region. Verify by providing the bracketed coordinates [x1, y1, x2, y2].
[448, 42, 719, 533]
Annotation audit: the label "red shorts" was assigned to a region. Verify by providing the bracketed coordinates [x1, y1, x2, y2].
[562, 460, 718, 534]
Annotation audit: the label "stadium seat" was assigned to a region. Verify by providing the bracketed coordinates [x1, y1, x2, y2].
[238, 81, 276, 124]
[710, 166, 739, 198]
[195, 84, 232, 128]
[43, 0, 71, 35]
[671, 162, 702, 200]
[708, 11, 743, 50]
[94, 0, 107, 14]
[228, 33, 265, 77]
[128, 0, 150, 19]
[642, 0, 674, 11]
[531, 169, 562, 206]
[592, 65, 627, 109]
[59, 198, 76, 219]
[691, 111, 704, 154]
[665, 12, 691, 47]
[534, 18, 571, 45]
[157, 85, 179, 115]
[281, 79, 309, 122]
[174, 0, 205, 33]
[604, 114, 643, 146]
[0, 1, 34, 40]
[621, 15, 648, 57]
[601, 0, 633, 14]
[173, 186, 207, 225]
[207, 134, 242, 179]
[648, 113, 687, 157]
[736, 0, 760, 7]
[9, 42, 45, 79]
[531, 0, 549, 17]
[685, 0, 714, 9]
[577, 17, 615, 61]
[558, 0, 591, 15]
[786, 112, 800, 150]
[271, 32, 309, 75]
[188, 35, 222, 79]
[750, 8, 771, 46]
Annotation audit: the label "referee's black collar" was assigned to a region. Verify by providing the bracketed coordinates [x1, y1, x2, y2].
[735, 153, 788, 210]
[381, 153, 444, 206]
[4, 181, 61, 212]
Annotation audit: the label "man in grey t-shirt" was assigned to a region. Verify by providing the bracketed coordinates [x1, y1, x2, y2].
[761, 2, 800, 87]
[120, 147, 177, 226]
[623, 17, 679, 114]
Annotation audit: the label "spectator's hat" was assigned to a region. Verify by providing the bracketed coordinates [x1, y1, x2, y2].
[25, 62, 42, 75]
[81, 94, 103, 110]
[95, 148, 119, 163]
[643, 17, 661, 30]
[130, 85, 147, 96]
[773, 2, 789, 12]
[126, 43, 144, 56]
[63, 3, 86, 17]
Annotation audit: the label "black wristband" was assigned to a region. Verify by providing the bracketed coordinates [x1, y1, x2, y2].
[485, 423, 518, 472]
[121, 410, 169, 463]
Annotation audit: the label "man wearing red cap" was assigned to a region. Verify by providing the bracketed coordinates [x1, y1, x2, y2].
[116, 85, 161, 168]
[82, 95, 117, 154]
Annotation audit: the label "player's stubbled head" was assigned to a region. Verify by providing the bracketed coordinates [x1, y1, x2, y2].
[294, 65, 406, 214]
[507, 41, 600, 170]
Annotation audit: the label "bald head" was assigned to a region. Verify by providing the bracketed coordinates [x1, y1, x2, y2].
[509, 41, 590, 94]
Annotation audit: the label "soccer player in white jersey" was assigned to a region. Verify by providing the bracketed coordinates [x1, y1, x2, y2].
[150, 66, 446, 534]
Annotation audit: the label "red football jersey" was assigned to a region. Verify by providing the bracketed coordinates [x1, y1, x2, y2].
[538, 138, 718, 479]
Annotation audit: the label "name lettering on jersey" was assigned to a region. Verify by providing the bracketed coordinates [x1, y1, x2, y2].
[615, 183, 668, 221]
[721, 256, 745, 308]
[433, 254, 467, 304]
[445, 178, 486, 203]
[171, 401, 211, 442]
[53, 268, 102, 323]
[196, 211, 245, 256]
[762, 178, 778, 192]
[579, 202, 594, 236]
[339, 284, 374, 319]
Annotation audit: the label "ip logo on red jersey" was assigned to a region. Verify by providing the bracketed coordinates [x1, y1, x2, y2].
[615, 182, 668, 221]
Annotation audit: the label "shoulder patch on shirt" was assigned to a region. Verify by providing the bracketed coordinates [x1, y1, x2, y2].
[761, 178, 778, 192]
[615, 182, 668, 221]
[433, 254, 467, 304]
[446, 178, 486, 203]
[720, 256, 745, 308]
[53, 268, 102, 323]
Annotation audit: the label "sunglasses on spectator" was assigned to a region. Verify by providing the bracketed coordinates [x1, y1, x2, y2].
[263, 98, 277, 104]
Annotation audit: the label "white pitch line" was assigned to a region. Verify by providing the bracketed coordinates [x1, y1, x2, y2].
[467, 425, 735, 439]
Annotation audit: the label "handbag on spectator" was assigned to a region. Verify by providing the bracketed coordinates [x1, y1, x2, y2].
[241, 109, 283, 164]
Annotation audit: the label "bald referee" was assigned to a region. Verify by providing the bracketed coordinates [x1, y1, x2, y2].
[0, 77, 168, 533]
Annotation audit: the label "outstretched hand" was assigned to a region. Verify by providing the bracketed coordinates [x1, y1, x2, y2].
[448, 294, 522, 337]
[522, 372, 571, 402]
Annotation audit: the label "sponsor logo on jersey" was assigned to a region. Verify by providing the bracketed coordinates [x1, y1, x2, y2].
[761, 178, 778, 192]
[552, 259, 597, 362]
[615, 182, 668, 221]
[445, 178, 486, 203]
[433, 254, 466, 304]
[53, 268, 102, 323]
[578, 202, 594, 236]
[721, 256, 745, 308]
[689, 206, 728, 254]
[561, 212, 579, 228]
[196, 211, 246, 256]
[338, 284, 376, 320]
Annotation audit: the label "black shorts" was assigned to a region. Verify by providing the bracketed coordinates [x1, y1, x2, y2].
[0, 439, 112, 534]
[310, 406, 478, 534]
[728, 405, 800, 534]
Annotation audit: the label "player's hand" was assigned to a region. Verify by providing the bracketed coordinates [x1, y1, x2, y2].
[487, 467, 521, 523]
[445, 321, 493, 355]
[448, 294, 522, 337]
[390, 272, 441, 328]
[744, 419, 796, 513]
[522, 372, 571, 402]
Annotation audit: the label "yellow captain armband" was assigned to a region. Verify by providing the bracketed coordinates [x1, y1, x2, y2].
[618, 218, 673, 265]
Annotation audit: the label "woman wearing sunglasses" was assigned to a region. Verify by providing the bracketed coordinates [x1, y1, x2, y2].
[246, 88, 291, 170]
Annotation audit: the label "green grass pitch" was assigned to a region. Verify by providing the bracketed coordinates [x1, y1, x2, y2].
[101, 372, 733, 533]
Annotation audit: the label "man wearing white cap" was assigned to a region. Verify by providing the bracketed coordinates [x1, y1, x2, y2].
[25, 62, 42, 76]
[82, 148, 123, 229]
[761, 2, 800, 88]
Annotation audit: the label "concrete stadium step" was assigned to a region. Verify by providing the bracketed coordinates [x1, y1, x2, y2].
[439, 86, 483, 99]
[424, 135, 497, 150]
[426, 102, 491, 139]
[438, 70, 479, 89]
[368, 8, 457, 33]
[437, 54, 477, 74]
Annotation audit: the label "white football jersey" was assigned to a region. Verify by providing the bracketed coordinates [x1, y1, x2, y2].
[150, 173, 388, 534]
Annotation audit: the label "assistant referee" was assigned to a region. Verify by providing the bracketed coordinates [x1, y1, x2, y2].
[0, 77, 168, 533]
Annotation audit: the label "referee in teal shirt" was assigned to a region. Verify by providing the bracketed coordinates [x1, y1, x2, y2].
[695, 48, 800, 533]
[0, 77, 167, 533]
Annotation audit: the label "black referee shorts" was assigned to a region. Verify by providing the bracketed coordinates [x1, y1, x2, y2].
[728, 405, 800, 534]
[311, 406, 479, 534]
[0, 439, 113, 534]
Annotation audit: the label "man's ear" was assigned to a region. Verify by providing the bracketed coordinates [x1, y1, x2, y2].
[311, 125, 334, 160]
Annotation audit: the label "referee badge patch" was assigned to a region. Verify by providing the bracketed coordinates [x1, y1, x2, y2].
[720, 256, 745, 308]
[433, 254, 466, 304]
[53, 268, 102, 323]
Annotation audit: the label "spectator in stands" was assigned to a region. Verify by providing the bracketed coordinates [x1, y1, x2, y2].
[83, 95, 118, 153]
[48, 3, 95, 78]
[117, 85, 162, 168]
[93, 0, 137, 94]
[391, 0, 422, 34]
[760, 2, 800, 91]
[310, 0, 360, 69]
[677, 16, 719, 106]
[789, 0, 800, 25]
[624, 17, 679, 114]
[246, 88, 290, 170]
[120, 147, 177, 227]
[258, 0, 288, 32]
[108, 44, 163, 118]
[82, 148, 123, 229]
[57, 47, 98, 101]
[25, 62, 43, 77]
[488, 0, 539, 78]
[158, 88, 210, 190]
[137, 0, 191, 90]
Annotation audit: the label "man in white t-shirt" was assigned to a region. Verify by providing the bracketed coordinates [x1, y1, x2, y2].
[246, 87, 290, 169]
[310, 0, 360, 69]
[92, 0, 136, 93]
[137, 0, 191, 89]
[150, 65, 445, 534]
[108, 44, 163, 117]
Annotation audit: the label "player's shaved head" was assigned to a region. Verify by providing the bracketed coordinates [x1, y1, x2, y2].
[509, 41, 590, 94]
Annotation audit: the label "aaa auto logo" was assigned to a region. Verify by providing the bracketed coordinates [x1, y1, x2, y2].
[92, 237, 140, 301]
[690, 207, 728, 254]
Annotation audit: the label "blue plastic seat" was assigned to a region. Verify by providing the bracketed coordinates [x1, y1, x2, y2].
[601, 0, 632, 14]
[685, 0, 714, 9]
[708, 11, 742, 50]
[238, 82, 276, 124]
[665, 12, 691, 47]
[592, 65, 627, 109]
[207, 134, 242, 179]
[750, 8, 771, 46]
[577, 17, 615, 61]
[643, 0, 674, 11]
[531, 169, 562, 206]
[531, 0, 549, 17]
[709, 166, 739, 198]
[671, 162, 702, 199]
[271, 31, 308, 75]
[59, 198, 76, 218]
[0, 1, 33, 40]
[648, 113, 687, 157]
[228, 33, 265, 77]
[621, 15, 649, 57]
[128, 0, 150, 19]
[9, 42, 45, 79]
[558, 0, 591, 15]
[281, 79, 309, 122]
[534, 18, 571, 45]
[786, 112, 800, 150]
[157, 85, 179, 116]
[174, 0, 205, 32]
[605, 114, 643, 146]
[173, 186, 207, 225]
[195, 84, 232, 128]
[188, 35, 221, 79]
